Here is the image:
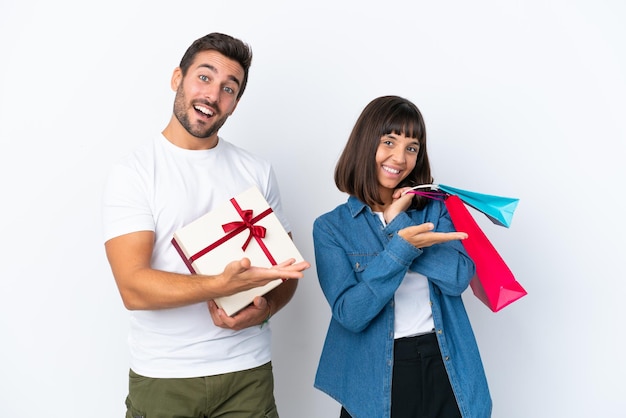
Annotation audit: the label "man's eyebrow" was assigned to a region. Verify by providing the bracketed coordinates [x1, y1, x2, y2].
[197, 64, 241, 87]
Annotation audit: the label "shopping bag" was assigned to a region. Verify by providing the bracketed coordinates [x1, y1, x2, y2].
[444, 195, 527, 312]
[437, 184, 519, 228]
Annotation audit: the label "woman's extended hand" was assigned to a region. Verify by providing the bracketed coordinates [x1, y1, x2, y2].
[398, 222, 468, 249]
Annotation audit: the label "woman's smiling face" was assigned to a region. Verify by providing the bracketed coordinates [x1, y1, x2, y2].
[375, 132, 420, 193]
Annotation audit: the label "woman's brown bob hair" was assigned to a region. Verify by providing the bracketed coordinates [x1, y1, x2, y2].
[334, 95, 433, 209]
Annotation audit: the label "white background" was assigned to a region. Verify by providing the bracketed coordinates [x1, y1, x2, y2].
[1, 1, 625, 417]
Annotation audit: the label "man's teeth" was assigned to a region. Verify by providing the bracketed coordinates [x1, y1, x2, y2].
[383, 166, 400, 174]
[195, 105, 214, 116]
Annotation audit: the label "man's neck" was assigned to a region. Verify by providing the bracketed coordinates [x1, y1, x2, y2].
[161, 115, 219, 150]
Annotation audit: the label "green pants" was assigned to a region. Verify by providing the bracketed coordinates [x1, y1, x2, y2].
[125, 362, 278, 418]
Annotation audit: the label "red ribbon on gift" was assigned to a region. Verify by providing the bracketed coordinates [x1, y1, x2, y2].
[187, 197, 277, 266]
[222, 209, 267, 251]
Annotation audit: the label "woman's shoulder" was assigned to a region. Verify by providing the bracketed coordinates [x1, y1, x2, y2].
[423, 197, 446, 212]
[314, 200, 353, 226]
[316, 201, 348, 219]
[407, 198, 447, 221]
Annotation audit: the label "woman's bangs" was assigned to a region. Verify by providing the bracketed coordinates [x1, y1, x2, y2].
[381, 110, 423, 140]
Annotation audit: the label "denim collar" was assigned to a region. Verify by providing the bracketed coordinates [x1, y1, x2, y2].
[346, 195, 370, 218]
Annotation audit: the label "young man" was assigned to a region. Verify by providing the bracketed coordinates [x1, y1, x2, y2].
[102, 32, 310, 418]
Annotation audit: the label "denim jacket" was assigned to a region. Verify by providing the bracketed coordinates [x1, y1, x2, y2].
[313, 196, 492, 418]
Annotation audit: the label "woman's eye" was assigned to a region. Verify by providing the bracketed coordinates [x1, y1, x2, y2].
[407, 146, 419, 153]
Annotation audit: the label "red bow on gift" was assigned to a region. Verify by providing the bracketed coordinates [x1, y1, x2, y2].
[186, 201, 275, 266]
[222, 209, 267, 251]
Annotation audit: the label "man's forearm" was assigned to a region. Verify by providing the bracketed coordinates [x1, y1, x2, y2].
[265, 279, 298, 317]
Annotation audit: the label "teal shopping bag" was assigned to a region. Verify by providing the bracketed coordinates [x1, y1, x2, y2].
[436, 184, 519, 228]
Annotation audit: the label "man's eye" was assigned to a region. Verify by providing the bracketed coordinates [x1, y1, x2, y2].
[223, 86, 235, 94]
[199, 75, 209, 82]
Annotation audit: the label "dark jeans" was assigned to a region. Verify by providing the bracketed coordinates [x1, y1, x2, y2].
[340, 332, 461, 418]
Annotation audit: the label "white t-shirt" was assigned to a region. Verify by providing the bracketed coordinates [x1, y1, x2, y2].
[102, 134, 291, 378]
[374, 212, 435, 339]
[393, 270, 435, 339]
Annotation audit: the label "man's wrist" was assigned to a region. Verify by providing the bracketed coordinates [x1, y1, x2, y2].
[260, 300, 272, 328]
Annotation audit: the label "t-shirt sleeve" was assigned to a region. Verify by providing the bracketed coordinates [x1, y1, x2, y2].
[263, 166, 292, 235]
[101, 161, 155, 242]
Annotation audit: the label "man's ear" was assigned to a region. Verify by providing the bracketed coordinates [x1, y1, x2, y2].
[171, 67, 183, 91]
[228, 99, 241, 116]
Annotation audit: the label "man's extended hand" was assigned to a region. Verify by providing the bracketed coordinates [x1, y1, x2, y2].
[208, 257, 307, 330]
[217, 257, 309, 296]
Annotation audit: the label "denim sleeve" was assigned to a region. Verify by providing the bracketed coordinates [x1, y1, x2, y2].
[313, 216, 422, 333]
[407, 203, 476, 296]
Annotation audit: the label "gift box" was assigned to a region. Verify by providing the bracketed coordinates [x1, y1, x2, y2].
[172, 186, 304, 316]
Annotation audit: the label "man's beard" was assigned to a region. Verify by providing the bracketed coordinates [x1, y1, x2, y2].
[173, 88, 228, 139]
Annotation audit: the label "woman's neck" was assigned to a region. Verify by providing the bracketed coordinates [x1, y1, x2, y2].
[371, 188, 393, 212]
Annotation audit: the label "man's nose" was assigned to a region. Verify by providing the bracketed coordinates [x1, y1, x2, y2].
[203, 84, 221, 104]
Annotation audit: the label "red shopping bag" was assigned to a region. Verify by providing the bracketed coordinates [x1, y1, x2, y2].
[445, 195, 527, 312]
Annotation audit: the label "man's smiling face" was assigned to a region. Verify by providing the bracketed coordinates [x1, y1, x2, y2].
[172, 50, 244, 140]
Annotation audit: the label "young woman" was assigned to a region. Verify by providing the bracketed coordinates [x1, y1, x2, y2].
[313, 96, 492, 418]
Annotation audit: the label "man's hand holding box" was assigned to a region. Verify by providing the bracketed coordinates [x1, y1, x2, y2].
[172, 186, 305, 316]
